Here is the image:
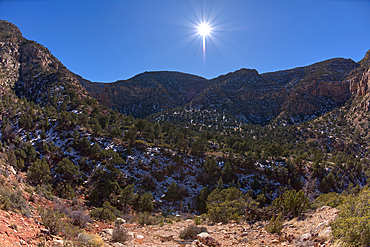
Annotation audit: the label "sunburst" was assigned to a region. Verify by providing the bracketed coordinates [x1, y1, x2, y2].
[198, 22, 211, 37]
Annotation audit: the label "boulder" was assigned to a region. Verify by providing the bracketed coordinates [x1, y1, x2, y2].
[197, 232, 210, 239]
[134, 234, 144, 244]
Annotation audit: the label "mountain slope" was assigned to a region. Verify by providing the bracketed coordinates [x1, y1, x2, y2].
[79, 53, 366, 125]
[186, 68, 288, 124]
[79, 71, 212, 118]
[0, 20, 92, 107]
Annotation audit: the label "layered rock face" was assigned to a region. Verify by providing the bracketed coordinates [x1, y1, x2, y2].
[263, 58, 358, 117]
[349, 50, 370, 97]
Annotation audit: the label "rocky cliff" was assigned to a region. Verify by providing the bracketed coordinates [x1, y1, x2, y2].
[349, 50, 370, 97]
[0, 20, 91, 105]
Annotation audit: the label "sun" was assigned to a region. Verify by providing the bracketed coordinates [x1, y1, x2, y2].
[198, 22, 211, 37]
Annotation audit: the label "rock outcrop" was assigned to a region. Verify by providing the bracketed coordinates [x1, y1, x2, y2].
[349, 50, 370, 97]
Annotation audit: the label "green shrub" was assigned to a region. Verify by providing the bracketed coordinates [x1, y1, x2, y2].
[270, 189, 309, 218]
[331, 188, 370, 246]
[60, 221, 81, 240]
[35, 184, 54, 200]
[164, 181, 188, 202]
[89, 201, 119, 221]
[206, 187, 259, 223]
[179, 225, 207, 239]
[120, 184, 136, 207]
[313, 192, 345, 208]
[27, 158, 51, 185]
[265, 213, 283, 234]
[197, 187, 211, 214]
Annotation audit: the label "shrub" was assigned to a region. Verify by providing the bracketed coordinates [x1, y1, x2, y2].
[135, 212, 156, 226]
[77, 232, 104, 247]
[120, 184, 136, 207]
[331, 188, 370, 246]
[164, 181, 188, 202]
[270, 189, 309, 218]
[179, 225, 207, 239]
[89, 201, 119, 221]
[60, 221, 81, 240]
[112, 226, 130, 243]
[69, 210, 93, 228]
[0, 186, 30, 217]
[197, 187, 211, 214]
[313, 192, 345, 208]
[265, 213, 284, 234]
[206, 187, 259, 223]
[140, 173, 156, 191]
[39, 207, 64, 235]
[35, 184, 54, 200]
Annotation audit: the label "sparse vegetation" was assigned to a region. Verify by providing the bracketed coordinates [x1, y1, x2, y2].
[135, 212, 157, 226]
[0, 185, 30, 217]
[39, 207, 65, 235]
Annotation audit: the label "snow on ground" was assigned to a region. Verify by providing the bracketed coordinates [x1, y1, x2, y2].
[122, 147, 206, 208]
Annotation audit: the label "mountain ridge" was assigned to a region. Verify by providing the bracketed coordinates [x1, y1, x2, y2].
[2, 19, 370, 126]
[79, 55, 365, 125]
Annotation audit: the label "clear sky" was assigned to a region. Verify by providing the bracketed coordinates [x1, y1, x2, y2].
[1, 0, 369, 82]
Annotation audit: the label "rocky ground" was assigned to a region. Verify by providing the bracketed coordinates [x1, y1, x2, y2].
[0, 204, 338, 246]
[101, 206, 338, 247]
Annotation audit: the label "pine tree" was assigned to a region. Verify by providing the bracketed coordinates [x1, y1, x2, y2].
[216, 177, 224, 189]
[27, 158, 52, 185]
[138, 192, 153, 212]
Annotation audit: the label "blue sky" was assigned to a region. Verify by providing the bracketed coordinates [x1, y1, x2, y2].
[1, 0, 369, 82]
